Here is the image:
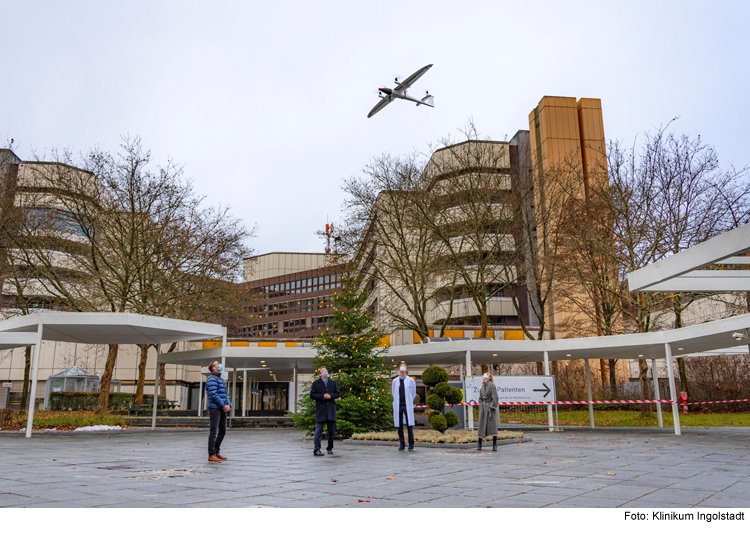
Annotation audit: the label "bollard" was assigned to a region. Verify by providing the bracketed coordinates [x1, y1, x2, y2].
[679, 392, 688, 415]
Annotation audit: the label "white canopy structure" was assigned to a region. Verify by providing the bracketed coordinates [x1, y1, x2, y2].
[628, 223, 750, 292]
[160, 312, 750, 436]
[0, 312, 225, 438]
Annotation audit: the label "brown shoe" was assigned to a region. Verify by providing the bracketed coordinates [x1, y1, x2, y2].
[216, 453, 227, 461]
[208, 455, 222, 463]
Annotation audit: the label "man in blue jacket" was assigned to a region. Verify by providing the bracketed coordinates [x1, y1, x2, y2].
[205, 360, 231, 463]
[310, 366, 339, 456]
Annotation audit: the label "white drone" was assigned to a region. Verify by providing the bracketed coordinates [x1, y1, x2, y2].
[367, 64, 434, 118]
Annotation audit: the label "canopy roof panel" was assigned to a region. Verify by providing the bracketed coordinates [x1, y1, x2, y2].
[628, 223, 750, 292]
[158, 313, 750, 373]
[0, 331, 38, 350]
[0, 312, 224, 345]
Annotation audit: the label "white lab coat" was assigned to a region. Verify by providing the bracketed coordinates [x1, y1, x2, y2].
[391, 375, 416, 427]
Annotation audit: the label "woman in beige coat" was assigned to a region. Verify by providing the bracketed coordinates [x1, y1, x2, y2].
[477, 371, 499, 451]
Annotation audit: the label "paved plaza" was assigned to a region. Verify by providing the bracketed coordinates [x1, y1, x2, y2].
[1, 426, 749, 508]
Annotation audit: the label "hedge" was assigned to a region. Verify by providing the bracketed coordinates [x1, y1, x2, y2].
[49, 391, 166, 411]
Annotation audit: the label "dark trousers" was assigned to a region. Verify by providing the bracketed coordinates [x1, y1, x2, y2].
[313, 420, 336, 451]
[208, 408, 227, 456]
[397, 405, 414, 447]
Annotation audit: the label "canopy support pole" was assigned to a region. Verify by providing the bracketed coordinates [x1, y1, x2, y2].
[465, 350, 473, 430]
[25, 324, 44, 439]
[664, 343, 681, 435]
[230, 367, 237, 419]
[543, 350, 554, 431]
[221, 328, 227, 370]
[292, 364, 298, 414]
[651, 358, 663, 428]
[584, 358, 594, 429]
[198, 370, 204, 417]
[243, 370, 248, 417]
[152, 344, 162, 429]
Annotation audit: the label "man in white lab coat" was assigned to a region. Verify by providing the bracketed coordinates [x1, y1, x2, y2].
[391, 362, 416, 451]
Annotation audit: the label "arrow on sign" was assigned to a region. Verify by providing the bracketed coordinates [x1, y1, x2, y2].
[533, 383, 551, 398]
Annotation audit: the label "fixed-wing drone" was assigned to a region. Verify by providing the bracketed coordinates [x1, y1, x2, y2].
[367, 64, 434, 118]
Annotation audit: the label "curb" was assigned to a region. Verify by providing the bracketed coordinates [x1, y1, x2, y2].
[343, 437, 531, 449]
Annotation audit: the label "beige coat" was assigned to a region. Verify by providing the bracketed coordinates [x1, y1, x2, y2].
[477, 379, 499, 438]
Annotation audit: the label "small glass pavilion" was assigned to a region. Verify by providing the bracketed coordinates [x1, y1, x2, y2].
[43, 366, 121, 409]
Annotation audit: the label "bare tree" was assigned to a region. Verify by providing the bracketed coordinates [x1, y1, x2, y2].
[6, 137, 254, 411]
[342, 152, 453, 339]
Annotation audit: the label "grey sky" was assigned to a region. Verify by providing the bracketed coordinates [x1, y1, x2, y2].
[2, 0, 748, 256]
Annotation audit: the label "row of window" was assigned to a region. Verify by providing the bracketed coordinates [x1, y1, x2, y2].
[256, 274, 341, 298]
[260, 295, 333, 317]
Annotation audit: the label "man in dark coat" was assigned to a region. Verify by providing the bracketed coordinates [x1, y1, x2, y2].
[310, 366, 339, 456]
[205, 360, 231, 463]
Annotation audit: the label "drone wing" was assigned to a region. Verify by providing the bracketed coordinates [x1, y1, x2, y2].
[394, 64, 433, 92]
[367, 95, 393, 118]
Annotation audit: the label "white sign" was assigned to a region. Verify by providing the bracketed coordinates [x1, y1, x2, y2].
[464, 375, 556, 404]
[2, 382, 11, 388]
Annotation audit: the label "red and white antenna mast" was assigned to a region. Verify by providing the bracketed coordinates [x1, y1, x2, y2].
[324, 222, 339, 254]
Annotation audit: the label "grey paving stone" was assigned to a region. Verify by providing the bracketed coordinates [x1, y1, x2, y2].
[556, 496, 628, 507]
[2, 427, 750, 508]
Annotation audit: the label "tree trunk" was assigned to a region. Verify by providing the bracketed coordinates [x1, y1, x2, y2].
[638, 359, 650, 415]
[21, 346, 31, 409]
[134, 344, 149, 405]
[672, 295, 691, 398]
[159, 363, 167, 398]
[551, 361, 558, 376]
[536, 362, 544, 375]
[608, 359, 617, 396]
[599, 359, 608, 390]
[677, 357, 690, 397]
[96, 344, 119, 413]
[479, 310, 488, 338]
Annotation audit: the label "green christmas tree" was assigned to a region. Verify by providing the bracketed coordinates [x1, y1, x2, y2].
[292, 274, 393, 439]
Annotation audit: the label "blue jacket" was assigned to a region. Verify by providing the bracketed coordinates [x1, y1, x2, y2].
[205, 371, 230, 410]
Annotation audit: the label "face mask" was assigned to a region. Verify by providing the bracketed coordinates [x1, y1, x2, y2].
[321, 371, 329, 379]
[217, 364, 224, 372]
[400, 366, 406, 372]
[483, 373, 489, 380]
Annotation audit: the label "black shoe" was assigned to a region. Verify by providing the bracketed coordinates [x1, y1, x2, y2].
[492, 437, 498, 452]
[408, 445, 414, 451]
[477, 438, 483, 451]
[314, 450, 324, 457]
[398, 445, 405, 451]
[327, 448, 334, 455]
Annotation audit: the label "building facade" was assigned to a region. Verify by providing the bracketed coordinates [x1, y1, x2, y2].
[239, 252, 345, 339]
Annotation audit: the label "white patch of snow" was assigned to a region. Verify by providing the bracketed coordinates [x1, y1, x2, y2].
[73, 425, 123, 432]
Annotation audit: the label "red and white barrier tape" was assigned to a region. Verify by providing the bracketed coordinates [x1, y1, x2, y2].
[413, 399, 673, 408]
[687, 398, 750, 406]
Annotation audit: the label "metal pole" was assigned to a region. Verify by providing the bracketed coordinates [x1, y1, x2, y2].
[151, 344, 161, 429]
[230, 367, 237, 419]
[651, 358, 663, 428]
[292, 365, 298, 414]
[664, 343, 681, 436]
[465, 350, 473, 430]
[243, 370, 248, 417]
[585, 358, 594, 429]
[198, 369, 204, 417]
[221, 328, 227, 370]
[25, 324, 44, 439]
[543, 350, 554, 431]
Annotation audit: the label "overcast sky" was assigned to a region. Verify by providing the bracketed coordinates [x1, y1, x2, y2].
[2, 1, 748, 256]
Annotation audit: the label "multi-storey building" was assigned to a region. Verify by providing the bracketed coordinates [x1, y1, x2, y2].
[0, 149, 196, 409]
[238, 252, 344, 339]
